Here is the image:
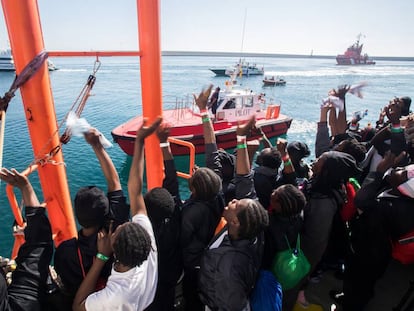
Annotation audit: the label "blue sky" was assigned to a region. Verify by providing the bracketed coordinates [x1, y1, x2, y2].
[0, 0, 413, 57]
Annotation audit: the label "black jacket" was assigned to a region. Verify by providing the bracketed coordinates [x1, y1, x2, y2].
[181, 195, 225, 270]
[199, 230, 264, 311]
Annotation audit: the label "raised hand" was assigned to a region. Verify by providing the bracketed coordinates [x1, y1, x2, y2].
[236, 116, 256, 136]
[193, 84, 213, 111]
[385, 99, 403, 125]
[276, 138, 288, 157]
[84, 128, 101, 146]
[0, 168, 29, 189]
[376, 150, 407, 174]
[332, 84, 350, 100]
[136, 116, 163, 142]
[156, 122, 171, 143]
[97, 221, 114, 258]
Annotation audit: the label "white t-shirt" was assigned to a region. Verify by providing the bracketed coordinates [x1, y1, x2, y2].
[85, 214, 158, 311]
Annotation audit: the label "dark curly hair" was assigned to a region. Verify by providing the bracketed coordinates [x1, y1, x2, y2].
[74, 186, 109, 229]
[237, 199, 269, 240]
[188, 167, 222, 201]
[144, 187, 175, 224]
[334, 138, 367, 164]
[255, 147, 282, 169]
[113, 222, 152, 268]
[270, 184, 306, 217]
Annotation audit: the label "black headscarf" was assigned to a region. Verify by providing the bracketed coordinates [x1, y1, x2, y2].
[312, 151, 362, 194]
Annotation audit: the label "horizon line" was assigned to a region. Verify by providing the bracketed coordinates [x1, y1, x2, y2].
[162, 50, 414, 62]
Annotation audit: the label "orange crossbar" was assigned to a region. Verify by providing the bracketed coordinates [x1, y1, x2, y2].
[48, 51, 142, 57]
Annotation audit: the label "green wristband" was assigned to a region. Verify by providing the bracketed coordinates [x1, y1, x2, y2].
[96, 253, 109, 262]
[283, 159, 292, 167]
[202, 116, 210, 123]
[390, 127, 403, 133]
[237, 143, 247, 149]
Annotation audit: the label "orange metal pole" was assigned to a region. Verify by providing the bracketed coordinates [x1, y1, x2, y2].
[48, 51, 142, 57]
[137, 0, 164, 189]
[1, 0, 77, 246]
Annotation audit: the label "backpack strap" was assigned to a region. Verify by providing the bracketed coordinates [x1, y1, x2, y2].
[284, 234, 301, 252]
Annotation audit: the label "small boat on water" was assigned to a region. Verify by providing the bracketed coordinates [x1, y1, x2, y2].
[112, 81, 292, 156]
[210, 59, 264, 77]
[0, 48, 59, 71]
[263, 75, 286, 86]
[336, 34, 376, 65]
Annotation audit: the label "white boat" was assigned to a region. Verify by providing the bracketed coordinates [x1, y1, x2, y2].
[0, 49, 15, 71]
[0, 48, 58, 71]
[210, 59, 264, 77]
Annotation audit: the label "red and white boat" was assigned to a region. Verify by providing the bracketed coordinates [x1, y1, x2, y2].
[336, 34, 376, 65]
[111, 82, 292, 156]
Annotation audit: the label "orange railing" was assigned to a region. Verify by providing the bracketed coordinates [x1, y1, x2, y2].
[5, 164, 39, 258]
[168, 137, 195, 179]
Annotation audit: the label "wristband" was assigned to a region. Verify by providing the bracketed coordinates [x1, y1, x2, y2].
[200, 109, 208, 115]
[237, 143, 247, 149]
[391, 126, 404, 133]
[96, 253, 109, 262]
[283, 159, 292, 167]
[160, 142, 170, 148]
[282, 155, 290, 162]
[202, 116, 210, 123]
[237, 135, 247, 145]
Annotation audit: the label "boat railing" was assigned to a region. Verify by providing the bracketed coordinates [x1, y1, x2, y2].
[167, 137, 195, 179]
[165, 94, 194, 120]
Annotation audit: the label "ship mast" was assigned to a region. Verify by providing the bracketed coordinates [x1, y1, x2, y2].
[239, 8, 247, 63]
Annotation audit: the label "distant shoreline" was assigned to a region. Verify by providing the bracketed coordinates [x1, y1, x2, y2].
[162, 50, 414, 62]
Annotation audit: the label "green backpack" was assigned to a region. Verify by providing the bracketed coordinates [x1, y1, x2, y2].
[271, 234, 310, 290]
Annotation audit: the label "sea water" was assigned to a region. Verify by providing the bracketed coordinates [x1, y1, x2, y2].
[0, 55, 413, 256]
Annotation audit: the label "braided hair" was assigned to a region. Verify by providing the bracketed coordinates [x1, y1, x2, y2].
[113, 222, 152, 268]
[270, 184, 306, 218]
[188, 167, 222, 201]
[237, 199, 269, 240]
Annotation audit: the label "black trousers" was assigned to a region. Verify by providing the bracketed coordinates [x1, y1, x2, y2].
[342, 211, 391, 311]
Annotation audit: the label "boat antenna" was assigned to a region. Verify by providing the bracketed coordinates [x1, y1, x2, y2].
[356, 33, 365, 43]
[240, 8, 247, 60]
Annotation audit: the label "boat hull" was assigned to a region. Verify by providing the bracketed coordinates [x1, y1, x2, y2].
[112, 109, 292, 156]
[263, 80, 286, 86]
[209, 68, 227, 76]
[336, 56, 376, 65]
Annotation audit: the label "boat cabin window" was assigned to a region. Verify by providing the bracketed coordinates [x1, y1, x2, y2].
[244, 96, 254, 107]
[223, 98, 236, 109]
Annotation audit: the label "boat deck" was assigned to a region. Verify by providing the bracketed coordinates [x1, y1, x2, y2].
[304, 259, 414, 310]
